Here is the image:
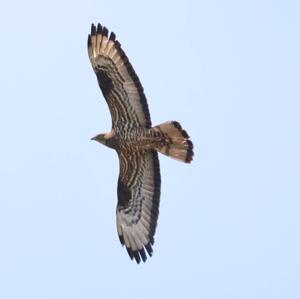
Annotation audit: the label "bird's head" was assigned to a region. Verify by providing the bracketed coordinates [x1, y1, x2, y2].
[91, 133, 106, 145]
[91, 130, 116, 149]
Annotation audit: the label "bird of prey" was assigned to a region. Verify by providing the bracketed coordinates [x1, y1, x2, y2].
[88, 23, 194, 263]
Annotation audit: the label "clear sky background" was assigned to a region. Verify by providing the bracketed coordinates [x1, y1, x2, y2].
[0, 0, 299, 298]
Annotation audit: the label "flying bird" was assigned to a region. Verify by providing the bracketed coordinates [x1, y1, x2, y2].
[88, 23, 194, 263]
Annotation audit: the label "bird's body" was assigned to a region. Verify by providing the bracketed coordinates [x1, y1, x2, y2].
[94, 126, 180, 154]
[88, 23, 194, 263]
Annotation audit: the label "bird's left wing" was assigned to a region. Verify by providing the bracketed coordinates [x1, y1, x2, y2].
[116, 149, 161, 263]
[88, 23, 152, 129]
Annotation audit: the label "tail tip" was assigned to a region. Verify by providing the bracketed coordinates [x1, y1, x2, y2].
[171, 121, 190, 138]
[184, 140, 194, 163]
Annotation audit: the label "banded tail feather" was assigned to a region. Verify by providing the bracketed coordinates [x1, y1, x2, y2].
[153, 121, 194, 163]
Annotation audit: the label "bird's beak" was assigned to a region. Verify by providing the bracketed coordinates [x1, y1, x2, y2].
[91, 136, 96, 141]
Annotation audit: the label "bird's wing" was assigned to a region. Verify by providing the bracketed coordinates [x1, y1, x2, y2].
[116, 149, 161, 263]
[88, 23, 152, 129]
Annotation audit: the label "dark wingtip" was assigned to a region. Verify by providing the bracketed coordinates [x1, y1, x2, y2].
[87, 34, 91, 48]
[92, 23, 116, 41]
[126, 247, 134, 260]
[102, 26, 108, 37]
[109, 31, 116, 41]
[121, 238, 153, 264]
[127, 246, 151, 264]
[145, 243, 153, 257]
[139, 248, 147, 263]
[91, 23, 96, 35]
[114, 40, 121, 49]
[118, 234, 125, 246]
[133, 251, 141, 264]
[97, 23, 102, 34]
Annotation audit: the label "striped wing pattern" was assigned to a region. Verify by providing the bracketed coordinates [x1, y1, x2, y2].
[88, 24, 162, 263]
[88, 23, 152, 129]
[116, 150, 161, 263]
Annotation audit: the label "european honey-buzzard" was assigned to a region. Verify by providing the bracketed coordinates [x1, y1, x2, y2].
[88, 23, 194, 263]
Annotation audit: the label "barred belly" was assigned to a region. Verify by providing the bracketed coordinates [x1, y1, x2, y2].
[116, 126, 163, 152]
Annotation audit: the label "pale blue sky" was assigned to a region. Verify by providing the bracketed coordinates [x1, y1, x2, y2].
[0, 1, 299, 298]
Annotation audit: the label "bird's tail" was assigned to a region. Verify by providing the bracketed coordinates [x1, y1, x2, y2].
[152, 121, 194, 163]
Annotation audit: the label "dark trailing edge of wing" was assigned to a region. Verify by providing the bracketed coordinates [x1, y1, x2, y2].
[89, 23, 152, 128]
[149, 150, 161, 238]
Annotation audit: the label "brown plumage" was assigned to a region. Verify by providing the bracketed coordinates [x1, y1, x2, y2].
[88, 23, 194, 263]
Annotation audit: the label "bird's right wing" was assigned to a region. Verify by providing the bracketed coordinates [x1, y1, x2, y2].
[116, 149, 161, 263]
